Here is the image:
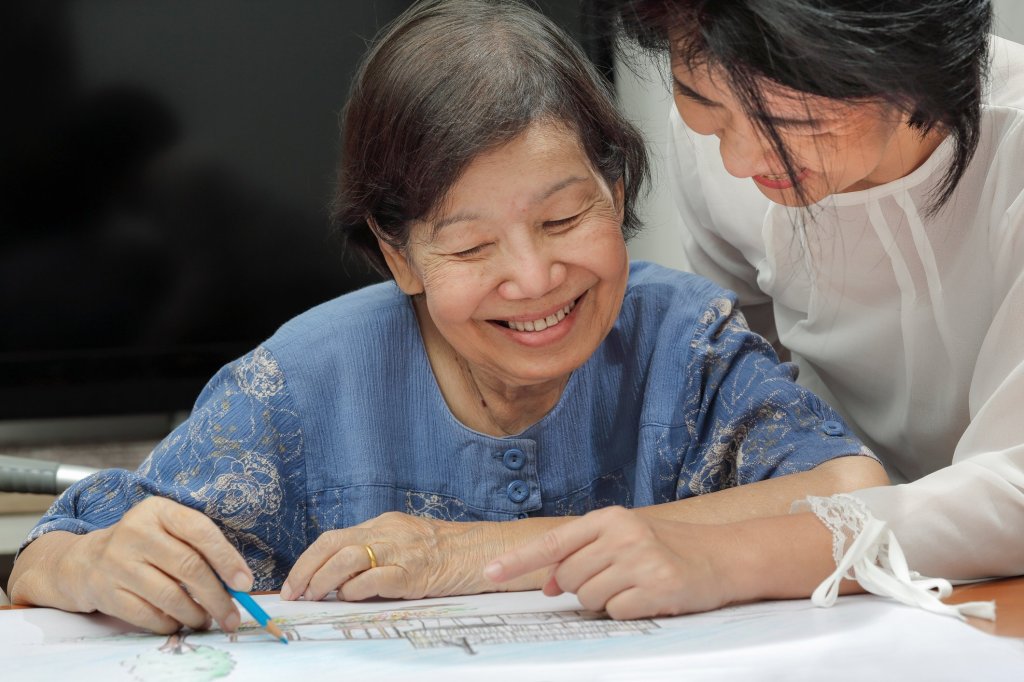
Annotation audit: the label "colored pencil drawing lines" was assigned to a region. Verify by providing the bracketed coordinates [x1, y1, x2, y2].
[102, 603, 661, 681]
[261, 606, 659, 655]
[123, 632, 236, 682]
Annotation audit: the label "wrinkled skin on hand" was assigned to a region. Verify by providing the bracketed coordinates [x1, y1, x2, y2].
[20, 496, 254, 634]
[282, 511, 507, 602]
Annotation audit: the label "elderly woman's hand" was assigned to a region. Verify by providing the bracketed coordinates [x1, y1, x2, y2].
[281, 512, 520, 602]
[10, 496, 252, 634]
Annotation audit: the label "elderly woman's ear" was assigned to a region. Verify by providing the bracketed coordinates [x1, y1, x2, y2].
[369, 216, 424, 296]
[613, 178, 625, 222]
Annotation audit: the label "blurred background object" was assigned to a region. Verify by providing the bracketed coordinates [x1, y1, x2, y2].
[0, 455, 98, 495]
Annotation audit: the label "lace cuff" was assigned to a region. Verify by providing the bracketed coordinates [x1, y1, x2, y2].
[793, 494, 996, 621]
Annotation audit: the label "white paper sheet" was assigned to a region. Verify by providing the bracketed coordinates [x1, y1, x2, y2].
[3, 591, 1023, 681]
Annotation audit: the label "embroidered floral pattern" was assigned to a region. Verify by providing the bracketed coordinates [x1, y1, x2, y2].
[405, 492, 470, 521]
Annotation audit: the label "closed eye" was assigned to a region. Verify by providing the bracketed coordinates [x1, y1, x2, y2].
[672, 78, 719, 107]
[544, 213, 582, 229]
[451, 243, 490, 257]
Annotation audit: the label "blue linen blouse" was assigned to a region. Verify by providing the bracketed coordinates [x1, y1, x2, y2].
[25, 262, 869, 588]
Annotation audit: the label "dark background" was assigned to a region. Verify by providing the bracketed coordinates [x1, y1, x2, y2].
[0, 1, 611, 421]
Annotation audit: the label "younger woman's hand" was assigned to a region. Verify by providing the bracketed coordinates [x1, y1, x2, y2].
[483, 506, 742, 619]
[282, 511, 505, 602]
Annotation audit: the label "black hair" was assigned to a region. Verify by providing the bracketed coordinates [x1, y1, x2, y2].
[602, 0, 993, 212]
[334, 0, 649, 276]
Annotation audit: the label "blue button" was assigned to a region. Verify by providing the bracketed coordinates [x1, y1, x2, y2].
[502, 448, 525, 470]
[507, 480, 530, 503]
[823, 420, 844, 436]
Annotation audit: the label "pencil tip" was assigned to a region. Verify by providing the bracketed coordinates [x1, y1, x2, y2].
[265, 620, 287, 644]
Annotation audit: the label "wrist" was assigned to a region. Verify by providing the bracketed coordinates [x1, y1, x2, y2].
[59, 530, 103, 612]
[10, 531, 90, 611]
[715, 513, 840, 604]
[489, 516, 570, 592]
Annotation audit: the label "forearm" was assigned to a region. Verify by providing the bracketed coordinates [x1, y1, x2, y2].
[467, 456, 885, 592]
[9, 531, 93, 611]
[637, 455, 889, 525]
[854, 449, 1024, 580]
[719, 512, 863, 602]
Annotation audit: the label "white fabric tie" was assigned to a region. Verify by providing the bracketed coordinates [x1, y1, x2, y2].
[811, 510, 996, 621]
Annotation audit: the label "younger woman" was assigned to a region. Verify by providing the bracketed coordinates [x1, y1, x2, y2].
[489, 0, 1019, 620]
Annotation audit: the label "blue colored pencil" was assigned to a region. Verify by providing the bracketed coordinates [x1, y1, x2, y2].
[222, 581, 288, 644]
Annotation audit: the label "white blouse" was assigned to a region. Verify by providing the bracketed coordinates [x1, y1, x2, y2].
[666, 35, 1024, 595]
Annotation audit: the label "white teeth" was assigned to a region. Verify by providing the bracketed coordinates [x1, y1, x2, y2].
[506, 300, 576, 332]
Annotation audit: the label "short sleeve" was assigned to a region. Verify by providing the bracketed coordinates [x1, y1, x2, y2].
[678, 297, 874, 497]
[21, 346, 308, 589]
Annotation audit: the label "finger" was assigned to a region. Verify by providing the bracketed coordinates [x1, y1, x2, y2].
[141, 533, 240, 632]
[338, 565, 411, 601]
[282, 530, 355, 600]
[119, 565, 211, 632]
[572, 565, 630, 614]
[548, 539, 614, 595]
[484, 513, 608, 583]
[157, 502, 252, 591]
[102, 586, 185, 634]
[305, 544, 372, 601]
[541, 571, 564, 597]
[604, 585, 676, 620]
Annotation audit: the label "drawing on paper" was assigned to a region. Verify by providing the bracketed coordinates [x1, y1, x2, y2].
[226, 603, 658, 654]
[123, 633, 236, 682]
[84, 601, 659, 681]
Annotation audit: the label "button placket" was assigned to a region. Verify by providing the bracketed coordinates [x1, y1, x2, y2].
[502, 448, 525, 470]
[506, 479, 530, 503]
[492, 441, 540, 512]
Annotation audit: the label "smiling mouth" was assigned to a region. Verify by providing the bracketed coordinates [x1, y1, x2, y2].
[495, 298, 578, 332]
[753, 168, 809, 189]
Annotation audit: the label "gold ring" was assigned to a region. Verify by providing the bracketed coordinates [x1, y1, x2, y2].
[364, 544, 378, 570]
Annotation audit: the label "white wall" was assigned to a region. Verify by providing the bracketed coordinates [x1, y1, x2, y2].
[994, 0, 1024, 42]
[622, 1, 1024, 269]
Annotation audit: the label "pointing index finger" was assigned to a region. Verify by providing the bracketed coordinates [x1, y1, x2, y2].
[484, 513, 604, 583]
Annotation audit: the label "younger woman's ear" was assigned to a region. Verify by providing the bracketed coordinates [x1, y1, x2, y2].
[369, 217, 424, 295]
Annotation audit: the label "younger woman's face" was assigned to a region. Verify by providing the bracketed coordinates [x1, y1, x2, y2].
[670, 59, 921, 206]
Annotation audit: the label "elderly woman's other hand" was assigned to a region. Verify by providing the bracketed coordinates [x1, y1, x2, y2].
[281, 511, 523, 602]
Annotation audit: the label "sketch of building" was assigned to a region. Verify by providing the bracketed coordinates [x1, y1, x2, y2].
[223, 603, 659, 655]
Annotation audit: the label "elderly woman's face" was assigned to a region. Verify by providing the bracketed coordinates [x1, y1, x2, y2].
[382, 122, 629, 389]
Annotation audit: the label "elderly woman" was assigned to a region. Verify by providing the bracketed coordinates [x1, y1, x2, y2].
[8, 0, 884, 633]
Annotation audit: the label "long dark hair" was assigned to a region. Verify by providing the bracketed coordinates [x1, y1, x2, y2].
[603, 0, 992, 212]
[334, 0, 649, 277]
